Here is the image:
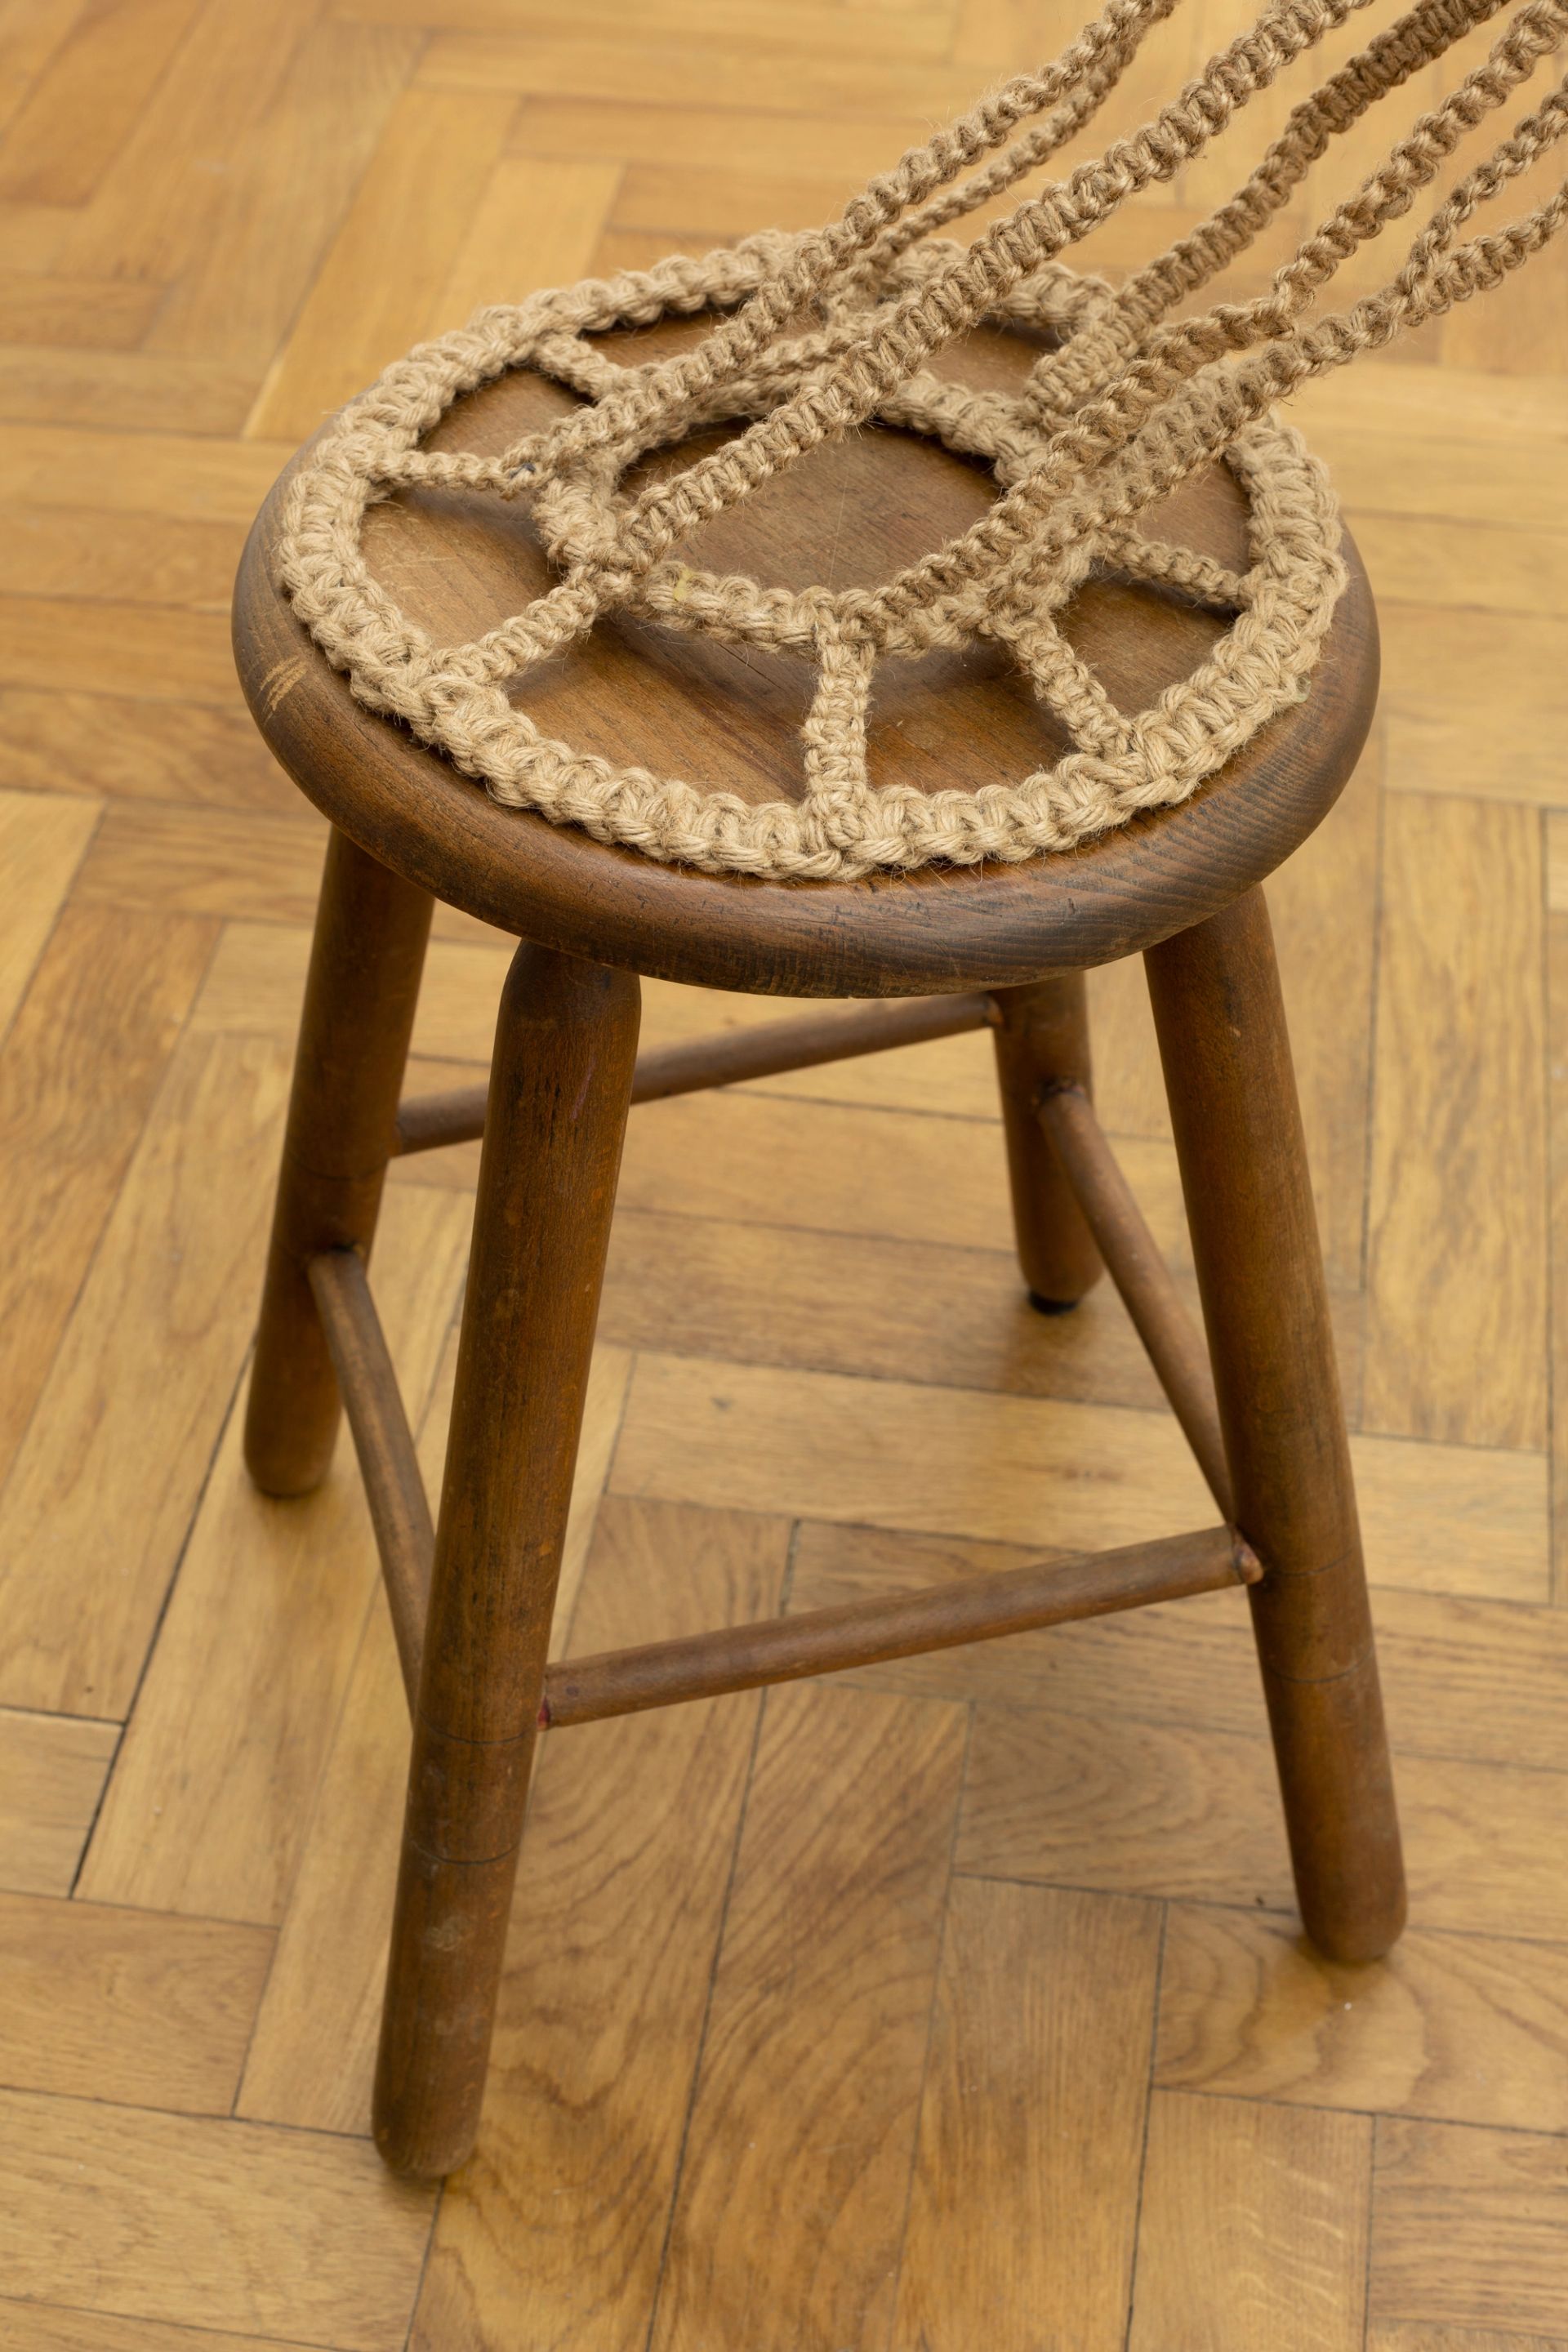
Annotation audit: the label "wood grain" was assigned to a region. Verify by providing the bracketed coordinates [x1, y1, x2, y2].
[0, 2087, 433, 2348]
[0, 0, 1563, 2332]
[0, 2306, 323, 2352]
[649, 1680, 966, 2352]
[414, 1497, 791, 2350]
[1371, 2120, 1568, 2336]
[787, 1529, 1568, 1771]
[891, 1879, 1162, 2352]
[960, 1705, 1568, 1940]
[250, 87, 517, 441]
[0, 1705, 117, 1898]
[0, 1889, 271, 2111]
[0, 689, 300, 808]
[0, 785, 97, 1036]
[0, 1029, 292, 1715]
[77, 1183, 470, 1922]
[608, 1352, 1548, 1599]
[1129, 2091, 1373, 2352]
[1365, 795, 1548, 1451]
[0, 904, 214, 1490]
[236, 1332, 630, 2132]
[1156, 1901, 1568, 2134]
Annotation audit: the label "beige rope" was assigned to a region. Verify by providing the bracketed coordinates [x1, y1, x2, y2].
[280, 0, 1568, 881]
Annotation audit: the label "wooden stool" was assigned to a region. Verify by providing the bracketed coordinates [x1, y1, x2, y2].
[234, 323, 1405, 2181]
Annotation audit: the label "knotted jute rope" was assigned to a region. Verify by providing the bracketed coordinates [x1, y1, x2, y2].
[281, 0, 1568, 881]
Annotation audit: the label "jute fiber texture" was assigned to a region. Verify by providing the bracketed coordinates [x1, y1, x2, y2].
[280, 0, 1568, 882]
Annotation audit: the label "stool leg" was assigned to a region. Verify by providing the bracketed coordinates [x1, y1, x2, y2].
[991, 972, 1103, 1310]
[246, 829, 433, 1498]
[1145, 888, 1405, 1964]
[373, 941, 640, 2179]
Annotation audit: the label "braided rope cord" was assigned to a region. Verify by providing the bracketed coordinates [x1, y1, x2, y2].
[280, 0, 1568, 881]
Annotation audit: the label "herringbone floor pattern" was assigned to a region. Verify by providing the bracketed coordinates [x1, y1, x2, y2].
[1, 1, 1566, 2345]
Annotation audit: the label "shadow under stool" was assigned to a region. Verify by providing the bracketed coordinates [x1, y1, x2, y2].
[232, 332, 1406, 2182]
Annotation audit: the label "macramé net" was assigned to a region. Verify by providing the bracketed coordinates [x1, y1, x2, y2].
[278, 0, 1568, 883]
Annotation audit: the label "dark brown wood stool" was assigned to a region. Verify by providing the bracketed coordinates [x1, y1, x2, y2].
[233, 321, 1405, 2181]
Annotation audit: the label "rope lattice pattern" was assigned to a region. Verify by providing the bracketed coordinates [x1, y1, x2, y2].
[280, 0, 1568, 881]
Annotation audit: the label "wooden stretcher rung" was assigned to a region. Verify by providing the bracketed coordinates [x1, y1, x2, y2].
[538, 1524, 1258, 1730]
[308, 1248, 432, 1703]
[1036, 1084, 1234, 1517]
[391, 989, 997, 1156]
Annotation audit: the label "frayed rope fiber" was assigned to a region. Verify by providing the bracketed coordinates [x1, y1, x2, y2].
[280, 0, 1568, 882]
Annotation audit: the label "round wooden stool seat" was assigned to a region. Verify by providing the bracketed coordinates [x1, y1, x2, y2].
[234, 319, 1378, 996]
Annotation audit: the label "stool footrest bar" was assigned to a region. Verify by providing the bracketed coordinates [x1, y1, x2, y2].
[1036, 1085, 1233, 1517]
[393, 991, 996, 1156]
[308, 1249, 433, 1703]
[541, 1524, 1258, 1729]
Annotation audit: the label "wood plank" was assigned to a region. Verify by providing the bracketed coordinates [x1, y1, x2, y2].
[0, 348, 259, 434]
[1552, 905, 1568, 1605]
[434, 155, 621, 323]
[1371, 2332, 1568, 2352]
[412, 1496, 791, 2350]
[0, 0, 205, 207]
[0, 2305, 323, 2352]
[890, 1879, 1161, 2352]
[616, 160, 901, 238]
[0, 904, 214, 1490]
[0, 2, 85, 144]
[189, 919, 514, 1052]
[1156, 1901, 1568, 2135]
[788, 1528, 1568, 1772]
[0, 423, 291, 519]
[149, 17, 423, 369]
[0, 1028, 292, 1716]
[1370, 2120, 1568, 2336]
[0, 592, 238, 702]
[76, 1182, 470, 1923]
[1365, 795, 1548, 1451]
[595, 1200, 1229, 1423]
[1352, 514, 1568, 619]
[0, 1889, 271, 2111]
[72, 801, 330, 924]
[418, 30, 982, 116]
[248, 87, 517, 443]
[1267, 731, 1381, 1297]
[1294, 361, 1568, 444]
[335, 0, 954, 55]
[609, 1353, 1548, 1601]
[648, 1679, 966, 2352]
[0, 1704, 117, 1897]
[0, 505, 245, 608]
[56, 0, 321, 282]
[0, 689, 299, 807]
[0, 786, 98, 1036]
[519, 98, 936, 184]
[1308, 425, 1568, 532]
[959, 1706, 1568, 1941]
[0, 272, 159, 346]
[1129, 2091, 1372, 2352]
[235, 1333, 631, 2132]
[0, 2087, 432, 2348]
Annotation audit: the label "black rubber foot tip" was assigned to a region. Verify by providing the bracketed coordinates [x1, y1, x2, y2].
[1027, 1290, 1081, 1316]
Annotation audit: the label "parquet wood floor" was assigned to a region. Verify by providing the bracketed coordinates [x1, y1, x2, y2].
[2, 1, 1566, 2344]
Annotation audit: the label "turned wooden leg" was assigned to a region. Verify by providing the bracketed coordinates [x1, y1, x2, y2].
[246, 829, 433, 1497]
[373, 942, 640, 2179]
[1145, 887, 1405, 1964]
[991, 971, 1103, 1310]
